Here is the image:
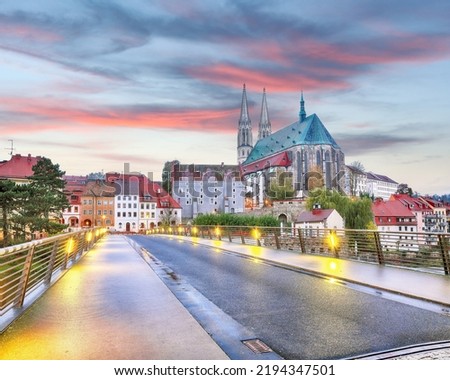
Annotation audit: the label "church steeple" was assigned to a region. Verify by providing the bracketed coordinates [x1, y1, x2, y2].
[258, 88, 271, 141]
[237, 84, 253, 164]
[299, 90, 306, 123]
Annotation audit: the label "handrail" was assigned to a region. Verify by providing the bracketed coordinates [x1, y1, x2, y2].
[0, 228, 107, 327]
[148, 225, 450, 276]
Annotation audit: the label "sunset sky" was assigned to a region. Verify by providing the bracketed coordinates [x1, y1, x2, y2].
[0, 0, 449, 194]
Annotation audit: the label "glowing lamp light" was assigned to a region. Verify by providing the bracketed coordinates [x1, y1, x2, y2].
[252, 229, 261, 240]
[66, 238, 74, 254]
[328, 231, 339, 251]
[215, 227, 221, 236]
[86, 231, 92, 242]
[178, 227, 183, 234]
[192, 227, 198, 235]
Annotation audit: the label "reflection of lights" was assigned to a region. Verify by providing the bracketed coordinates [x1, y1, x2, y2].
[249, 245, 263, 256]
[329, 261, 337, 271]
[327, 277, 338, 284]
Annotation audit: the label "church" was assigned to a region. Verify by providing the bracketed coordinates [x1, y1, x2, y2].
[237, 85, 346, 206]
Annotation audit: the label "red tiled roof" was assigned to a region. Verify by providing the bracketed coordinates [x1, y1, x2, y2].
[389, 194, 432, 211]
[296, 209, 334, 223]
[240, 151, 292, 176]
[0, 154, 40, 179]
[372, 199, 415, 218]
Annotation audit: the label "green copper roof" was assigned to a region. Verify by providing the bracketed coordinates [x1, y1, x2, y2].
[243, 113, 340, 165]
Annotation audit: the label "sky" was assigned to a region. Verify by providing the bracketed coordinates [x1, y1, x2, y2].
[0, 0, 449, 195]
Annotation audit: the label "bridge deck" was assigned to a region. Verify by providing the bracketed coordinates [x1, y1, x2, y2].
[174, 235, 450, 307]
[0, 235, 228, 360]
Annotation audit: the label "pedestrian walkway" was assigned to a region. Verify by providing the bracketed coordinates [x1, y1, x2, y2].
[0, 234, 228, 360]
[172, 235, 450, 307]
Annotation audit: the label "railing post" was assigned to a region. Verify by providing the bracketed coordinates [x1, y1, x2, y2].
[228, 228, 232, 243]
[438, 234, 450, 275]
[44, 240, 59, 285]
[373, 231, 385, 265]
[274, 230, 281, 250]
[298, 228, 306, 254]
[15, 245, 36, 308]
[240, 228, 246, 245]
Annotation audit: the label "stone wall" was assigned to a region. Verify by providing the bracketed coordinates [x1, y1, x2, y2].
[244, 200, 307, 225]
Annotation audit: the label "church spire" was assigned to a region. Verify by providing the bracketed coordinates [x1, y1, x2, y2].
[258, 88, 271, 141]
[299, 90, 306, 122]
[237, 84, 253, 165]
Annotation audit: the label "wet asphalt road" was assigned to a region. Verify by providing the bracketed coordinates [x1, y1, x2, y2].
[130, 235, 450, 360]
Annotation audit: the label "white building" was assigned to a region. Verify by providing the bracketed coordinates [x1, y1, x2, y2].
[107, 172, 181, 233]
[344, 165, 367, 196]
[171, 162, 245, 220]
[294, 208, 344, 232]
[366, 172, 398, 200]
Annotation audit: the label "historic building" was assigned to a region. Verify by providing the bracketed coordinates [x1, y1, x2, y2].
[170, 162, 245, 220]
[106, 172, 182, 232]
[238, 85, 346, 207]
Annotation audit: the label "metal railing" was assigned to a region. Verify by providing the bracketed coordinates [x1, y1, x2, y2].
[0, 228, 106, 322]
[148, 225, 450, 276]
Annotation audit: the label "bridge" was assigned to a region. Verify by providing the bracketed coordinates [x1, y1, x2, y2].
[1, 228, 450, 360]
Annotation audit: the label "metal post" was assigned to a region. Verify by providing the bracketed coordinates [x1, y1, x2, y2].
[274, 230, 281, 250]
[240, 228, 246, 245]
[373, 231, 385, 265]
[15, 245, 36, 308]
[44, 240, 59, 285]
[228, 229, 232, 243]
[298, 228, 306, 254]
[438, 234, 450, 275]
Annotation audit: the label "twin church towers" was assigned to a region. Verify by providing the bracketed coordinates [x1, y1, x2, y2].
[236, 84, 345, 195]
[237, 84, 306, 165]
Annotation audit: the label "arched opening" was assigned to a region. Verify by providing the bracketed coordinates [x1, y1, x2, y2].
[69, 217, 78, 227]
[126, 222, 131, 232]
[84, 219, 92, 227]
[278, 213, 288, 225]
[278, 213, 288, 234]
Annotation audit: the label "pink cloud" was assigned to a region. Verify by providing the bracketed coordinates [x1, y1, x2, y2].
[0, 96, 238, 134]
[0, 24, 62, 43]
[185, 64, 349, 92]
